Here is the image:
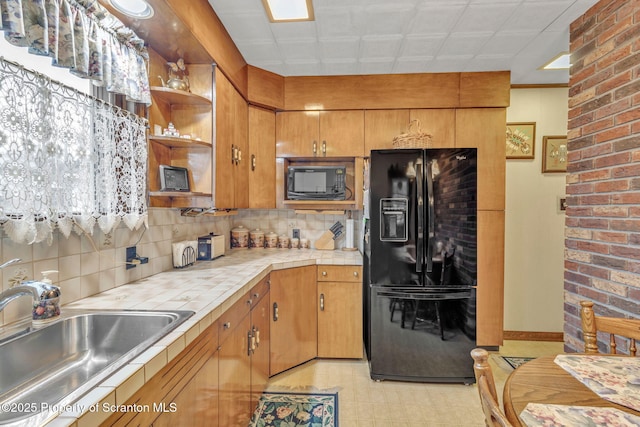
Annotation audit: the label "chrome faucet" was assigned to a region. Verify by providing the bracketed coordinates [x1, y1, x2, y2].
[0, 259, 61, 316]
[0, 258, 21, 269]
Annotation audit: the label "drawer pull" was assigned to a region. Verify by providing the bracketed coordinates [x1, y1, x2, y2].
[320, 293, 325, 311]
[353, 271, 359, 277]
[253, 292, 260, 299]
[224, 322, 231, 329]
[273, 302, 279, 321]
[322, 271, 327, 276]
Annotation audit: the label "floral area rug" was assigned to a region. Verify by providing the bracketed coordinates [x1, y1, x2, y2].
[502, 356, 535, 369]
[250, 391, 338, 427]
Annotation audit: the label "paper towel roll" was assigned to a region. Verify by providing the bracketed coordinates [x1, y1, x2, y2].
[345, 218, 355, 249]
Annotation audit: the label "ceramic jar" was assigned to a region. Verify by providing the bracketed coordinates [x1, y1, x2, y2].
[277, 235, 290, 249]
[290, 237, 299, 249]
[300, 238, 310, 249]
[265, 231, 278, 249]
[231, 226, 249, 249]
[249, 228, 265, 249]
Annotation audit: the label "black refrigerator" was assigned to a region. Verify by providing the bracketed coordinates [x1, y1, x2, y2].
[363, 148, 477, 384]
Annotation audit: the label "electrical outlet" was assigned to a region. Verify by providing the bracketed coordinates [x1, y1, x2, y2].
[292, 229, 300, 239]
[126, 246, 137, 270]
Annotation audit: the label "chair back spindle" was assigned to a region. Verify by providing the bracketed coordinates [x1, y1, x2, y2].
[580, 300, 640, 356]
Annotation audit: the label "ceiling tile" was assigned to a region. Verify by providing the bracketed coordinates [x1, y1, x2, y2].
[500, 1, 575, 32]
[453, 3, 519, 33]
[360, 35, 403, 59]
[409, 4, 468, 34]
[319, 37, 361, 59]
[439, 32, 493, 56]
[206, 0, 601, 84]
[400, 34, 446, 57]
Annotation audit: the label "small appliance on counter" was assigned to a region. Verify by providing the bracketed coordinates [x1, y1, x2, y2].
[173, 240, 197, 268]
[197, 234, 225, 260]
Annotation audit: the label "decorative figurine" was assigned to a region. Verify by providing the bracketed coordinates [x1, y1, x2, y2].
[158, 58, 190, 92]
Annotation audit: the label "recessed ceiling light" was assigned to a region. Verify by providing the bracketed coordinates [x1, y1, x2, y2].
[262, 0, 315, 22]
[541, 52, 571, 70]
[108, 0, 154, 19]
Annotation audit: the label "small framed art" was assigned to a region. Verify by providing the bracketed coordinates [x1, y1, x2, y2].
[542, 135, 568, 173]
[506, 122, 536, 159]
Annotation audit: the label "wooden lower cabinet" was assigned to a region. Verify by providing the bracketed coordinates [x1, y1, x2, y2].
[101, 322, 219, 427]
[317, 266, 363, 359]
[153, 352, 219, 426]
[250, 291, 270, 411]
[218, 306, 252, 427]
[269, 266, 318, 375]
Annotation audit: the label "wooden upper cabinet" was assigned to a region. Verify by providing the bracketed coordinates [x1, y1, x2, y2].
[276, 110, 364, 157]
[364, 110, 410, 153]
[215, 68, 249, 210]
[410, 109, 455, 149]
[248, 106, 276, 209]
[319, 110, 364, 157]
[364, 109, 456, 153]
[455, 108, 506, 211]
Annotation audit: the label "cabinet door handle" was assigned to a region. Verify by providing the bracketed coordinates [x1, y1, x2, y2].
[224, 322, 231, 329]
[253, 292, 260, 299]
[231, 145, 237, 164]
[273, 302, 279, 321]
[320, 293, 325, 311]
[248, 330, 253, 356]
[251, 154, 256, 171]
[353, 271, 359, 277]
[322, 140, 326, 156]
[312, 140, 317, 155]
[255, 328, 260, 345]
[247, 299, 252, 306]
[238, 148, 242, 162]
[322, 271, 327, 276]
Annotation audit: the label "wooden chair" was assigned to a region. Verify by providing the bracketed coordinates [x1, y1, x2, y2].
[580, 300, 640, 355]
[470, 348, 513, 427]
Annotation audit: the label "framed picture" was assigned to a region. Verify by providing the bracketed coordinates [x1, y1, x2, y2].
[542, 135, 568, 173]
[506, 122, 536, 159]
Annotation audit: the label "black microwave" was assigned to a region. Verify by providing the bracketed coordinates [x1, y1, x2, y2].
[287, 166, 346, 200]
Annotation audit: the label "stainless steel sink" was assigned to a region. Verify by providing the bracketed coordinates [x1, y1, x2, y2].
[0, 309, 194, 426]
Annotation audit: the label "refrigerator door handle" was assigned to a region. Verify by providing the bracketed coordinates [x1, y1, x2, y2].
[426, 158, 435, 274]
[415, 157, 424, 273]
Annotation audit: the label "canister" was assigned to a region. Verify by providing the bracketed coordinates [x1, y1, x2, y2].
[265, 231, 278, 249]
[300, 238, 310, 249]
[249, 229, 265, 249]
[231, 226, 249, 248]
[277, 235, 290, 249]
[290, 237, 299, 249]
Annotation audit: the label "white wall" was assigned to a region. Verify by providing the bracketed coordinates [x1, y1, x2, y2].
[504, 88, 568, 332]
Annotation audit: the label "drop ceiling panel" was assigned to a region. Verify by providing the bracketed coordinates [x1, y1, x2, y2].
[206, 0, 600, 84]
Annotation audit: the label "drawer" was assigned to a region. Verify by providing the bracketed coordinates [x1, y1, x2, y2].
[317, 265, 362, 282]
[218, 291, 251, 344]
[250, 274, 270, 306]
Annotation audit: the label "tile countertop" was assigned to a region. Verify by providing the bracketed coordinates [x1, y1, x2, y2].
[50, 249, 362, 427]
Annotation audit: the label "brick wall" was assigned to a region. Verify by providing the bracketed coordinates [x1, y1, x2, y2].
[564, 0, 640, 353]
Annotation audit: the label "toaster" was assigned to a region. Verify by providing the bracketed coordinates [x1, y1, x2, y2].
[197, 234, 225, 260]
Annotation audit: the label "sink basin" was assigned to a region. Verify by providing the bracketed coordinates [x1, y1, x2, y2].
[0, 309, 194, 426]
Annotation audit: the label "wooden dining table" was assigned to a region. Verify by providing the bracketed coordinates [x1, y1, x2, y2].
[503, 354, 640, 426]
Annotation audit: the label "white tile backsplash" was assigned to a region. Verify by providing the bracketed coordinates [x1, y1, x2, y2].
[0, 207, 362, 327]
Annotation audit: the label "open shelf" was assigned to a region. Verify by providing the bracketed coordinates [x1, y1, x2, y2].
[150, 86, 212, 106]
[149, 135, 212, 149]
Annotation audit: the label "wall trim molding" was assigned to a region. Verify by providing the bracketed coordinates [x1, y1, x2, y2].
[504, 330, 564, 342]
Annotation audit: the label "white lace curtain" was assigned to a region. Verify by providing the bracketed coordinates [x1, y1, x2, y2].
[0, 57, 148, 244]
[0, 0, 151, 105]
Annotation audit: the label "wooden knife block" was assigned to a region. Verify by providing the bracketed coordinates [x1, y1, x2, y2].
[314, 230, 335, 250]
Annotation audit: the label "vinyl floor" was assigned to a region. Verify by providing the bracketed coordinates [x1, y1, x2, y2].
[264, 340, 564, 427]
